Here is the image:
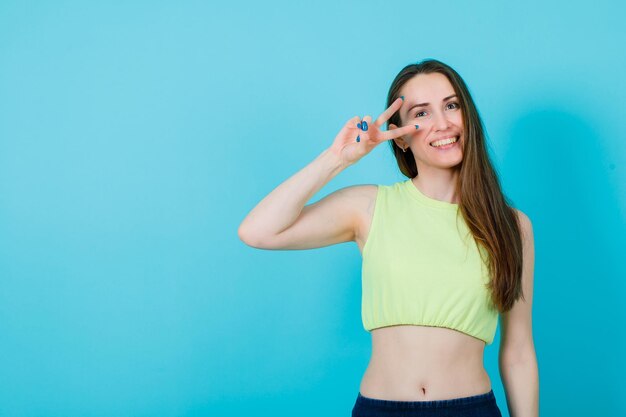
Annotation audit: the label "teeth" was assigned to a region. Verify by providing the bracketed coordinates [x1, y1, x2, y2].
[431, 136, 459, 147]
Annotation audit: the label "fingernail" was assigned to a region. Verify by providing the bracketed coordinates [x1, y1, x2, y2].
[362, 121, 368, 131]
[400, 96, 405, 101]
[356, 135, 360, 142]
[415, 125, 419, 129]
[357, 122, 362, 130]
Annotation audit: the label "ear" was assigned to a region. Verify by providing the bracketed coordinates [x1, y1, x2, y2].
[389, 123, 408, 149]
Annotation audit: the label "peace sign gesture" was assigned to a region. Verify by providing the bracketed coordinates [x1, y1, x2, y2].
[328, 97, 419, 167]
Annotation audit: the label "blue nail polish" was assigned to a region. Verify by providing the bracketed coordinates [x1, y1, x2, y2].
[356, 135, 360, 142]
[362, 121, 368, 131]
[415, 124, 419, 129]
[400, 95, 405, 101]
[357, 122, 362, 130]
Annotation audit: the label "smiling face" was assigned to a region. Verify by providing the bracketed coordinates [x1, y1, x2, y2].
[391, 72, 465, 170]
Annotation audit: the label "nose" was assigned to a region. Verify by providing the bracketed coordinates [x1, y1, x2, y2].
[431, 109, 451, 130]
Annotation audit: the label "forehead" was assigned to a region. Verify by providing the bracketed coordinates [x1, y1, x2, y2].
[400, 72, 456, 99]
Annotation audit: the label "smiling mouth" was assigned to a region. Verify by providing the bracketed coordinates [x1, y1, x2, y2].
[430, 136, 459, 148]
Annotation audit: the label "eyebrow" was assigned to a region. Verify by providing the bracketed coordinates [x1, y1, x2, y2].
[405, 94, 458, 116]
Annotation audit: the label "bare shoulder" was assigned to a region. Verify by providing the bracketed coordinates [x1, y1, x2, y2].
[514, 208, 533, 244]
[515, 208, 531, 227]
[342, 183, 378, 202]
[342, 184, 378, 249]
[342, 183, 378, 210]
[333, 183, 377, 216]
[514, 207, 530, 223]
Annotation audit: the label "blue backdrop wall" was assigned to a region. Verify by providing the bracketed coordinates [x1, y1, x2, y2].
[0, 1, 624, 416]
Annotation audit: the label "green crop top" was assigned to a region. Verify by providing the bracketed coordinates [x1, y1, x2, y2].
[361, 179, 499, 345]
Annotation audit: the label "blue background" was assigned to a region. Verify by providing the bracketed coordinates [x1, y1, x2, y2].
[1, 1, 624, 416]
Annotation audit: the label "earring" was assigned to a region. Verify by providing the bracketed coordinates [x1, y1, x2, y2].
[402, 146, 407, 153]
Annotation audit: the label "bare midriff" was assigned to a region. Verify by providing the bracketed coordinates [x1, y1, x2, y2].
[359, 324, 492, 401]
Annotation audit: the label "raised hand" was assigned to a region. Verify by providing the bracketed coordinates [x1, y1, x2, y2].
[328, 97, 419, 167]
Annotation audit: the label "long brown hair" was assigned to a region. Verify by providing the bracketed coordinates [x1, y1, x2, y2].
[386, 59, 524, 313]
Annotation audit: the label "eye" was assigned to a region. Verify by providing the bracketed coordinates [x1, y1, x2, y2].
[413, 102, 460, 118]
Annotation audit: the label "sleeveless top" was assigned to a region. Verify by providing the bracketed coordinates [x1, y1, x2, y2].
[361, 179, 499, 345]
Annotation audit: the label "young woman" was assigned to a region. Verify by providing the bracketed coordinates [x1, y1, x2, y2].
[238, 59, 539, 417]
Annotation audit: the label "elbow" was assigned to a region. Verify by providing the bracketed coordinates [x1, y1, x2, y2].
[238, 224, 265, 248]
[499, 345, 537, 368]
[237, 224, 254, 246]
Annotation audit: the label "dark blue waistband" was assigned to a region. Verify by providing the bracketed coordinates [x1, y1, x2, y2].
[355, 389, 496, 409]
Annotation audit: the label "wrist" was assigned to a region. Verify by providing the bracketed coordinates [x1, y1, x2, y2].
[320, 147, 348, 174]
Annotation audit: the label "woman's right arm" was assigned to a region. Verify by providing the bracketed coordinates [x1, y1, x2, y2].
[237, 97, 417, 250]
[237, 147, 357, 250]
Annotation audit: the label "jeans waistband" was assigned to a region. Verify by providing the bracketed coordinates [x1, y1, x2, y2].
[355, 389, 496, 409]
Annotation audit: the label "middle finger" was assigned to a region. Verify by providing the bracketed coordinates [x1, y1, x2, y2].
[374, 96, 404, 128]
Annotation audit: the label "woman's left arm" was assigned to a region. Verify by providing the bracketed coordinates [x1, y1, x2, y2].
[498, 209, 539, 417]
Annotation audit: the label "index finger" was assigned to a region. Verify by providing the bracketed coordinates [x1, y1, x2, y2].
[374, 96, 404, 128]
[377, 123, 419, 143]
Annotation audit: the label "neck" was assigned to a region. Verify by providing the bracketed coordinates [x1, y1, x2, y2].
[412, 168, 461, 204]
